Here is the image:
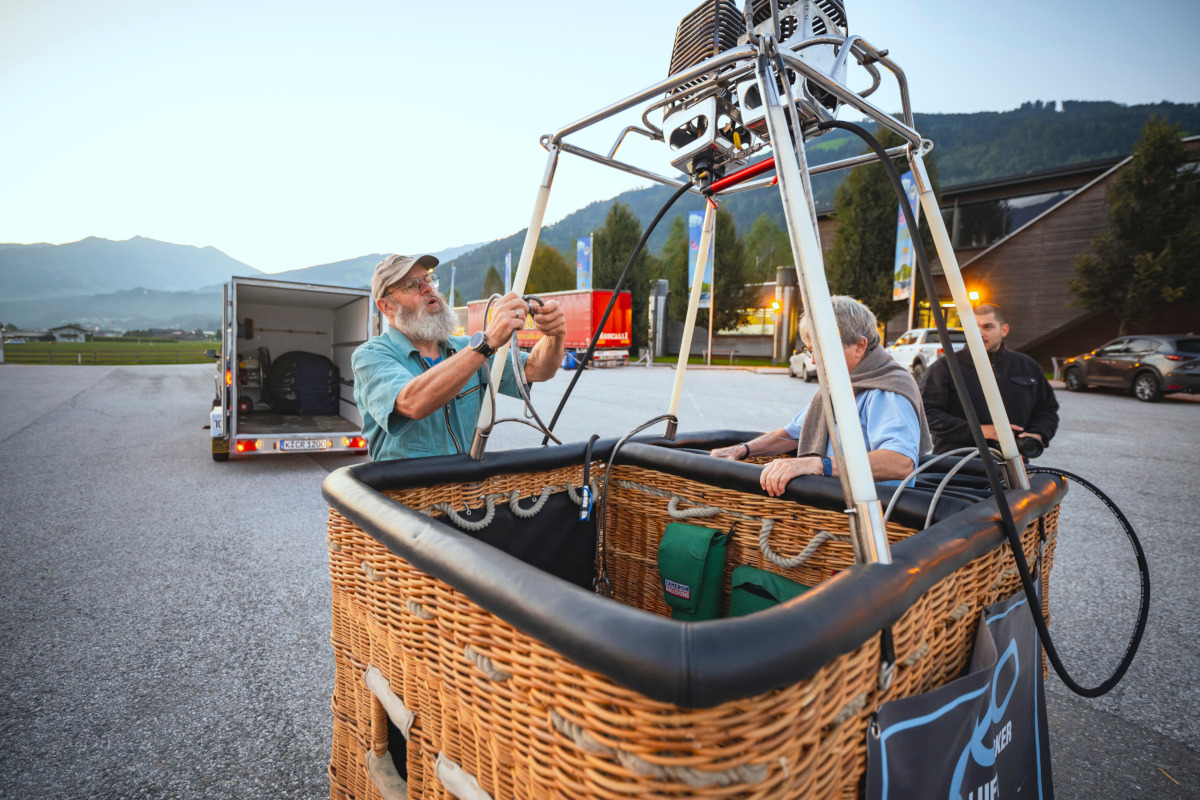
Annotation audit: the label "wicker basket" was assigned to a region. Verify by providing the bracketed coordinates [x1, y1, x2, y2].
[323, 431, 1063, 800]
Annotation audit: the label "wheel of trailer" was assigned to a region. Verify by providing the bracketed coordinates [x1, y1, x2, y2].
[1133, 371, 1163, 402]
[212, 451, 229, 462]
[804, 364, 816, 383]
[911, 360, 925, 382]
[788, 363, 797, 378]
[1064, 367, 1086, 392]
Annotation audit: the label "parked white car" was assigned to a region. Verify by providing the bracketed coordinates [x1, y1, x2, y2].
[886, 327, 966, 380]
[788, 347, 816, 382]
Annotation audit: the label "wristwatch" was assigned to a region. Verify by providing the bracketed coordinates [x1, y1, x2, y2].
[468, 330, 496, 358]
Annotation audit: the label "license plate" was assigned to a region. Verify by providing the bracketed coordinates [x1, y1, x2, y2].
[280, 439, 332, 451]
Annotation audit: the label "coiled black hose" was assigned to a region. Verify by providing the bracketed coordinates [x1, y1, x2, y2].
[814, 119, 1149, 697]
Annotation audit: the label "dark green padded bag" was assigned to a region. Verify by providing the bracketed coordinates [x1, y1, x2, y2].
[727, 564, 809, 617]
[657, 522, 729, 621]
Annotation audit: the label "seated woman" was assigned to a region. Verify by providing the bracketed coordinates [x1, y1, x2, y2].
[712, 296, 931, 496]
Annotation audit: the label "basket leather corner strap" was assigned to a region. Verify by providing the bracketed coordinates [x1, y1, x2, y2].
[362, 655, 506, 800]
[866, 562, 1053, 800]
[419, 480, 599, 531]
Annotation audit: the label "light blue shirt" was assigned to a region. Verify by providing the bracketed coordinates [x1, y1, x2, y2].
[352, 327, 526, 461]
[784, 389, 921, 465]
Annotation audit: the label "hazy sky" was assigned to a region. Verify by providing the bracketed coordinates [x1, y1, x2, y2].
[3, 0, 1197, 273]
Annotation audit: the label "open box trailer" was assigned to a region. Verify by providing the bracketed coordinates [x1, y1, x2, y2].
[210, 276, 376, 461]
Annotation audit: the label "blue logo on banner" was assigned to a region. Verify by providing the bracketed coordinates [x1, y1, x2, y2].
[688, 211, 713, 309]
[577, 236, 592, 291]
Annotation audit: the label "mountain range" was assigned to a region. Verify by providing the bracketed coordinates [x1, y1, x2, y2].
[3, 100, 1198, 331]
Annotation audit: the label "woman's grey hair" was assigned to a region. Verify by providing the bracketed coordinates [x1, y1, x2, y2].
[798, 296, 881, 350]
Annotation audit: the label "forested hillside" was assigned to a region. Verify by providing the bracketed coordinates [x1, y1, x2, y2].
[445, 101, 1200, 301]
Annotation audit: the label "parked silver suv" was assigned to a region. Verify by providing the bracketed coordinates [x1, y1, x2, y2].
[886, 327, 966, 381]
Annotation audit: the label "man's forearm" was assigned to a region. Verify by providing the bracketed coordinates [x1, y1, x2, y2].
[394, 351, 485, 419]
[524, 334, 565, 382]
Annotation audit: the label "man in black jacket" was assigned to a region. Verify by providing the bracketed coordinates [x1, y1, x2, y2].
[921, 304, 1059, 455]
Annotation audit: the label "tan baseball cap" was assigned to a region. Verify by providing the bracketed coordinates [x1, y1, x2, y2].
[371, 254, 440, 302]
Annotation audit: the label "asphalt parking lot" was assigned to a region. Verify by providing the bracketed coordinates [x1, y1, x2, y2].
[0, 363, 1197, 799]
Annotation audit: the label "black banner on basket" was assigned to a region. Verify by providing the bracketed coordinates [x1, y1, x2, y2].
[866, 562, 1052, 800]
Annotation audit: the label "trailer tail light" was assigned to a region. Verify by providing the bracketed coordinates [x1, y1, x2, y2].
[225, 369, 233, 386]
[236, 439, 262, 452]
[937, 347, 944, 356]
[343, 436, 367, 449]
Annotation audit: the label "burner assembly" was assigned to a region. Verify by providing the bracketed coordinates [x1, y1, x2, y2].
[490, 0, 1007, 561]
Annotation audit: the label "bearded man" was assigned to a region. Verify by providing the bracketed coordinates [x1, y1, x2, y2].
[352, 254, 565, 460]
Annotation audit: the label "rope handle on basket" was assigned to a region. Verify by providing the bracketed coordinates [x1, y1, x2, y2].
[549, 709, 768, 789]
[423, 481, 599, 532]
[617, 479, 853, 570]
[759, 525, 851, 569]
[464, 644, 510, 682]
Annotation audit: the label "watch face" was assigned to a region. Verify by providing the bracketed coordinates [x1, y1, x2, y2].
[470, 331, 484, 349]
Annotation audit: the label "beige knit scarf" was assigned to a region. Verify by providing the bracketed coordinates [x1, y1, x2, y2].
[795, 344, 932, 458]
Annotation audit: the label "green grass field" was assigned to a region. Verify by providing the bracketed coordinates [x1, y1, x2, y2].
[1, 339, 218, 365]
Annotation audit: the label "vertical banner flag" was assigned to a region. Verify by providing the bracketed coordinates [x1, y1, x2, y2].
[576, 235, 593, 291]
[688, 211, 714, 309]
[893, 172, 922, 301]
[504, 250, 512, 294]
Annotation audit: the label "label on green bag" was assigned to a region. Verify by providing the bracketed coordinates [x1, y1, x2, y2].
[664, 579, 692, 600]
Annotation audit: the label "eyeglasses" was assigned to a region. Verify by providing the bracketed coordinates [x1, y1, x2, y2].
[387, 272, 439, 296]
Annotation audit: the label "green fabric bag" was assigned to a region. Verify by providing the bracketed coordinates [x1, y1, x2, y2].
[657, 522, 729, 621]
[727, 565, 809, 617]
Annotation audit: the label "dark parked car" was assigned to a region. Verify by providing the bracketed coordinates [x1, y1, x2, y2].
[1060, 334, 1200, 402]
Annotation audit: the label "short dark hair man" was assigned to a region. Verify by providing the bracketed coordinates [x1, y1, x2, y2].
[352, 254, 565, 460]
[921, 303, 1059, 455]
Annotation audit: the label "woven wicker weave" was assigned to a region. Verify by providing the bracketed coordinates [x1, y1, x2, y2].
[325, 456, 1058, 800]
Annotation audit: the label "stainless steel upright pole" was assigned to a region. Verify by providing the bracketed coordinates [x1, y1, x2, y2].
[907, 153, 1028, 489]
[470, 145, 560, 460]
[756, 48, 890, 564]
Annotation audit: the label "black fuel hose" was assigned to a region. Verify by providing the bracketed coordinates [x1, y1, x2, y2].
[815, 119, 1149, 697]
[541, 181, 694, 444]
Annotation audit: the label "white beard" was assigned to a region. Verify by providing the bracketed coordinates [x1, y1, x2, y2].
[392, 295, 458, 344]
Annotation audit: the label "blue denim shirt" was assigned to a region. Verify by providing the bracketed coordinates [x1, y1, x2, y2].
[784, 389, 921, 485]
[352, 326, 526, 461]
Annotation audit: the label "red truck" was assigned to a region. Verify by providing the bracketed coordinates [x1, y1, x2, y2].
[466, 288, 632, 368]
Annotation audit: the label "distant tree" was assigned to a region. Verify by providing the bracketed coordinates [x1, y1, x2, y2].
[826, 127, 940, 326]
[744, 213, 794, 282]
[525, 243, 575, 295]
[663, 215, 690, 322]
[593, 202, 658, 353]
[1069, 117, 1200, 336]
[663, 208, 753, 334]
[481, 265, 504, 298]
[449, 288, 465, 307]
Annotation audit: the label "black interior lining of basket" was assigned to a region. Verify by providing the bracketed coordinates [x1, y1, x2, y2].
[436, 492, 595, 590]
[323, 456, 1066, 708]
